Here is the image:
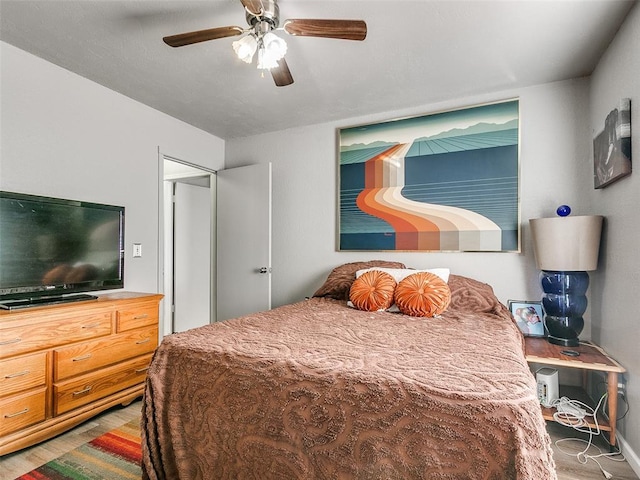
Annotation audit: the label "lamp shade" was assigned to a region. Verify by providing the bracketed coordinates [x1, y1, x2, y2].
[529, 215, 603, 271]
[262, 32, 287, 60]
[232, 35, 258, 63]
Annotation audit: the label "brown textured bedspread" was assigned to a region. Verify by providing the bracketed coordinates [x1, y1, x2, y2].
[141, 275, 556, 479]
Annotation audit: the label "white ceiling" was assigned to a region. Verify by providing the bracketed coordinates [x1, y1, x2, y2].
[1, 0, 636, 139]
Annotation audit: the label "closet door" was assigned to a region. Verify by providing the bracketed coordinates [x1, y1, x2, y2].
[173, 181, 211, 332]
[216, 163, 272, 321]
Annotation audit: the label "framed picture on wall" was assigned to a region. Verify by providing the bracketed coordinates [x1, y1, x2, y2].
[337, 99, 520, 252]
[594, 98, 632, 189]
[508, 300, 545, 337]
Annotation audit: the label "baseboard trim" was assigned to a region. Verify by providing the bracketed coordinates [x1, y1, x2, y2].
[618, 432, 640, 477]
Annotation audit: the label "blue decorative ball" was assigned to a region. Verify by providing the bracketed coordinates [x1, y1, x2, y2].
[556, 205, 571, 217]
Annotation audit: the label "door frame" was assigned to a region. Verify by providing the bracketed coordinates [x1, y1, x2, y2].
[157, 151, 217, 338]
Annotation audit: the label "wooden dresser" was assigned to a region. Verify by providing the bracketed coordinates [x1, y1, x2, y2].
[0, 291, 162, 455]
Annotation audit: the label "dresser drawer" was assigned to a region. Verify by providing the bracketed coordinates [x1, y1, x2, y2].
[116, 302, 159, 332]
[54, 354, 152, 415]
[0, 387, 47, 436]
[0, 352, 47, 398]
[54, 326, 158, 381]
[0, 312, 112, 359]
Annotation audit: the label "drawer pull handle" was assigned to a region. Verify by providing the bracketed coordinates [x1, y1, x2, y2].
[133, 314, 149, 320]
[5, 408, 29, 419]
[5, 370, 30, 379]
[136, 338, 151, 345]
[82, 323, 101, 329]
[135, 367, 150, 374]
[72, 386, 93, 396]
[72, 354, 93, 362]
[0, 337, 22, 346]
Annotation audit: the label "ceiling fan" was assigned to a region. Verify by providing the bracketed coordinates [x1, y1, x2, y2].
[163, 0, 367, 87]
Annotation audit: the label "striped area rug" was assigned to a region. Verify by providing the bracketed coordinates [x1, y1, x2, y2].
[16, 419, 141, 480]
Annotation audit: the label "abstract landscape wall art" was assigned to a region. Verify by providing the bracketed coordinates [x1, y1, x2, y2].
[338, 99, 520, 252]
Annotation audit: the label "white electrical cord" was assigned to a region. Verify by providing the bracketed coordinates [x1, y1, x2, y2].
[555, 436, 627, 479]
[552, 393, 627, 479]
[551, 395, 599, 433]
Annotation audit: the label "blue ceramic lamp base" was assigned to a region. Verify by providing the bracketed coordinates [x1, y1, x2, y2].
[541, 270, 589, 347]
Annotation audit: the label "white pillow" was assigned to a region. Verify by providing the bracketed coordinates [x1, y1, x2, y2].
[355, 267, 450, 283]
[349, 267, 450, 312]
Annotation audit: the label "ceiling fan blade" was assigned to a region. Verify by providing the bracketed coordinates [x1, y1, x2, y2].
[239, 0, 263, 16]
[163, 26, 244, 47]
[271, 58, 294, 87]
[283, 19, 367, 41]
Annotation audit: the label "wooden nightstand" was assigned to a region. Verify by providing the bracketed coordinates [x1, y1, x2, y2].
[524, 337, 626, 450]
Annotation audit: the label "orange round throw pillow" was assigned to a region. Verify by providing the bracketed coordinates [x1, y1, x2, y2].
[349, 270, 397, 311]
[394, 271, 451, 317]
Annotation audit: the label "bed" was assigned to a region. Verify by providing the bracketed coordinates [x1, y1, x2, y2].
[141, 262, 557, 479]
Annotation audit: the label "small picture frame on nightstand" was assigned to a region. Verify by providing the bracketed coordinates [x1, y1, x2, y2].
[508, 300, 545, 337]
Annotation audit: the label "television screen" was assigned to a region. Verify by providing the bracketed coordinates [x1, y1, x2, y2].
[0, 191, 124, 306]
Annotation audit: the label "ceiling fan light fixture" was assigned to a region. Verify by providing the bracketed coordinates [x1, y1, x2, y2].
[256, 46, 280, 70]
[232, 34, 258, 63]
[262, 32, 287, 60]
[256, 32, 287, 70]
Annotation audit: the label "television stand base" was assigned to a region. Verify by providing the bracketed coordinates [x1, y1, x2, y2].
[0, 293, 98, 310]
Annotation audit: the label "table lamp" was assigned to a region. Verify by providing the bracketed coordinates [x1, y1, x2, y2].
[529, 206, 603, 346]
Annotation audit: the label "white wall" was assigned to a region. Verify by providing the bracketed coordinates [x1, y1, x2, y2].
[226, 79, 591, 314]
[588, 3, 640, 468]
[0, 41, 225, 294]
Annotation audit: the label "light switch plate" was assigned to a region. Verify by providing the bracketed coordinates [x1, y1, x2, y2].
[133, 243, 142, 258]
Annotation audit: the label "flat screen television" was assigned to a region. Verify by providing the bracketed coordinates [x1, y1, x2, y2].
[0, 191, 124, 310]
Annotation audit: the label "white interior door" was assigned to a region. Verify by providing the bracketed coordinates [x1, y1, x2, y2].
[173, 181, 211, 332]
[217, 163, 272, 321]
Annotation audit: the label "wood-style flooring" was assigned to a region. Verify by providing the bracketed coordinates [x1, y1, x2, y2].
[1, 400, 638, 480]
[1, 401, 142, 480]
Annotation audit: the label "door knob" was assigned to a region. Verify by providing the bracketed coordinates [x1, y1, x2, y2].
[258, 267, 271, 274]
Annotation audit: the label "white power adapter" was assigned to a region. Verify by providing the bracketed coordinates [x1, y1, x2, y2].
[536, 368, 559, 407]
[556, 401, 587, 418]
